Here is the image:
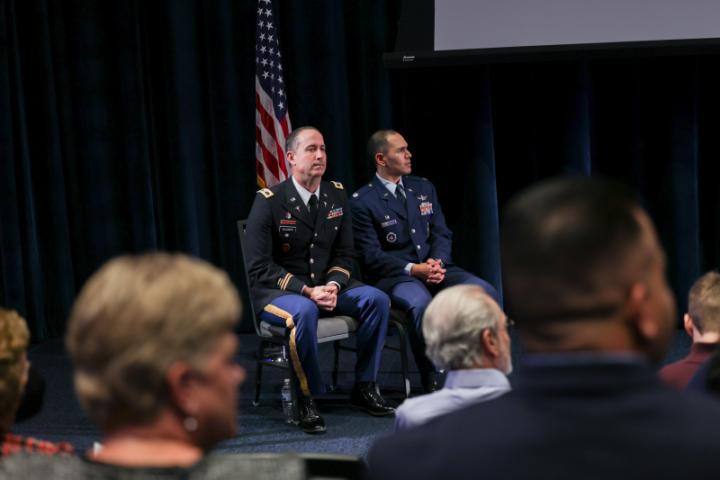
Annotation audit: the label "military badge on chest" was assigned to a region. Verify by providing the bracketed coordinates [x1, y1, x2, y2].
[327, 207, 343, 219]
[419, 201, 433, 216]
[279, 212, 296, 237]
[386, 232, 397, 243]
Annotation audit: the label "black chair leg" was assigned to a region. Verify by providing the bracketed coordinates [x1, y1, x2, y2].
[397, 325, 411, 398]
[332, 341, 341, 390]
[254, 341, 265, 406]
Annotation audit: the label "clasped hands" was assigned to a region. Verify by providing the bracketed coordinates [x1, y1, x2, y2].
[302, 283, 339, 311]
[411, 258, 446, 284]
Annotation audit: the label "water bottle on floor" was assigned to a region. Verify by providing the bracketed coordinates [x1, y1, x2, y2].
[281, 378, 295, 424]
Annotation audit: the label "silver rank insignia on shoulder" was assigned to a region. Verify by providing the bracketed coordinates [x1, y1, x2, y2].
[258, 188, 274, 199]
[331, 181, 344, 190]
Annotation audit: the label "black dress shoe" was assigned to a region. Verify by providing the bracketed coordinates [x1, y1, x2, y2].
[350, 382, 395, 416]
[298, 396, 326, 434]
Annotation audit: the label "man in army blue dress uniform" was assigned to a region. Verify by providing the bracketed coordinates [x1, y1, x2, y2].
[350, 129, 498, 392]
[245, 126, 394, 434]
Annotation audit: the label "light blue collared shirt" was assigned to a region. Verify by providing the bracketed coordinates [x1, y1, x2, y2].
[394, 368, 511, 431]
[375, 172, 404, 198]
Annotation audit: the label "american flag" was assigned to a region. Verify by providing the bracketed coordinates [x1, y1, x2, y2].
[255, 0, 291, 188]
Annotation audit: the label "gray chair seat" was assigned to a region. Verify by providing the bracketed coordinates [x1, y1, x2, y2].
[259, 315, 358, 343]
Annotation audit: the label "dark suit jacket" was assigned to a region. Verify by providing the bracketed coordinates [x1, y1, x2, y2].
[245, 179, 360, 312]
[350, 175, 452, 292]
[368, 359, 720, 480]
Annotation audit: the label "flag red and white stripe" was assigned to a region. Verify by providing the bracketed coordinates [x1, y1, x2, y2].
[255, 0, 291, 188]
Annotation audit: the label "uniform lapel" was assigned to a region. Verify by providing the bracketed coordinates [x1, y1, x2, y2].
[282, 180, 314, 228]
[316, 184, 333, 229]
[404, 177, 420, 221]
[373, 177, 407, 219]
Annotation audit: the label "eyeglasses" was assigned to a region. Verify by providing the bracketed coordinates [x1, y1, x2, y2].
[505, 317, 516, 332]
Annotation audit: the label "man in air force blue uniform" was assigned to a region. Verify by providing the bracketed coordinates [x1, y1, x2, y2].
[245, 126, 394, 434]
[350, 129, 498, 391]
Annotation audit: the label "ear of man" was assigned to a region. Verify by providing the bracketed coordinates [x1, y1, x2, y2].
[683, 313, 695, 338]
[166, 362, 200, 418]
[626, 282, 668, 361]
[481, 328, 500, 361]
[375, 152, 385, 168]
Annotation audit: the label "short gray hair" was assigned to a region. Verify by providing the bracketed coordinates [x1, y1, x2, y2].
[423, 285, 500, 370]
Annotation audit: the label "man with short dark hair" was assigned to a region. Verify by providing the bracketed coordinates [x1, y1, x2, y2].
[350, 129, 497, 391]
[368, 176, 720, 480]
[659, 270, 720, 389]
[394, 284, 511, 431]
[245, 126, 394, 434]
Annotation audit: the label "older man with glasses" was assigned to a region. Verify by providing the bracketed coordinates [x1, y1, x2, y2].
[394, 284, 512, 431]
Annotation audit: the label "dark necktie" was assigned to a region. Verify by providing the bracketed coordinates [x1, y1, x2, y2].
[396, 182, 407, 206]
[308, 194, 318, 222]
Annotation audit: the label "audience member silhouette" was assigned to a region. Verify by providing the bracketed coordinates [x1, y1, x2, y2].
[0, 308, 73, 457]
[660, 271, 720, 389]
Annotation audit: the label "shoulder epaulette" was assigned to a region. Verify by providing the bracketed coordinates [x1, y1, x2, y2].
[330, 181, 344, 190]
[257, 188, 274, 199]
[351, 182, 374, 199]
[406, 175, 429, 182]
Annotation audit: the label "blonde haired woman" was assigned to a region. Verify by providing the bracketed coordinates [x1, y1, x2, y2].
[1, 253, 303, 479]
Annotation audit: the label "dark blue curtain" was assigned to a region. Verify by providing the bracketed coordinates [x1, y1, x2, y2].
[391, 56, 720, 315]
[1, 0, 717, 340]
[0, 0, 400, 339]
